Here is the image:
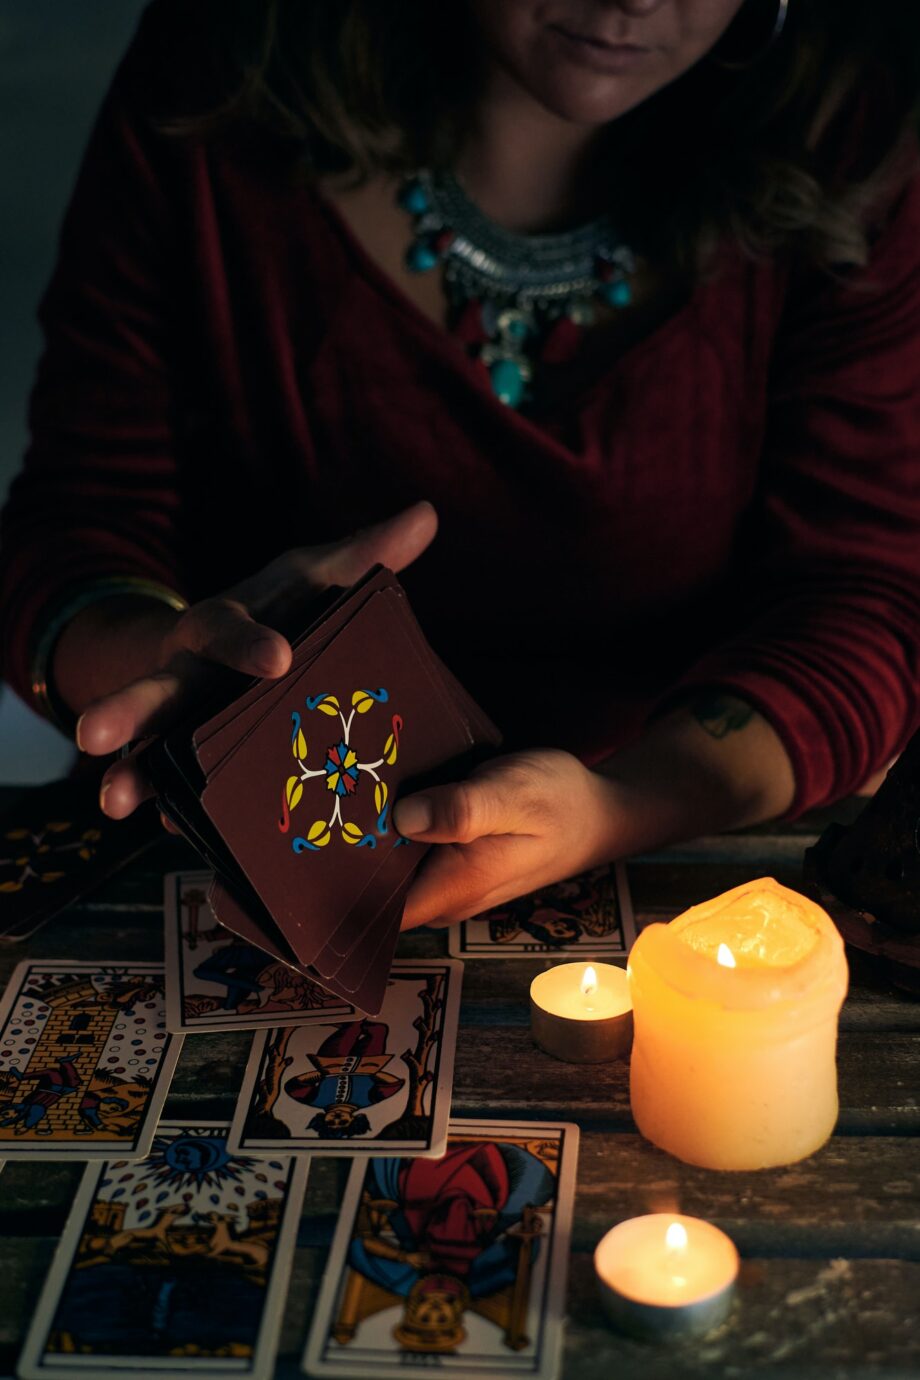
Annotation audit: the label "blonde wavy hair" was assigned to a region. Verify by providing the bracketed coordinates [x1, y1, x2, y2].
[185, 0, 920, 276]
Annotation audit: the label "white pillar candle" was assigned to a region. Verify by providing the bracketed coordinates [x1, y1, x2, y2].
[629, 877, 848, 1170]
[530, 962, 632, 1063]
[595, 1213, 738, 1339]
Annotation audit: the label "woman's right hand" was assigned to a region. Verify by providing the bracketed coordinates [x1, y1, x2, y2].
[73, 501, 438, 818]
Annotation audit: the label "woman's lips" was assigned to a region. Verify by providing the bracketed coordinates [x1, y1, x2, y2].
[547, 23, 652, 72]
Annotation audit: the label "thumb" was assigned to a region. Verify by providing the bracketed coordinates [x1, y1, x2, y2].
[317, 501, 438, 587]
[393, 779, 508, 845]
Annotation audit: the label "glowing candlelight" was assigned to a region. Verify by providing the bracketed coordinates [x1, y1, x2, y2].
[628, 878, 848, 1170]
[665, 1222, 688, 1251]
[595, 1214, 739, 1340]
[530, 962, 632, 1063]
[581, 964, 598, 1009]
[716, 943, 736, 969]
[665, 1220, 688, 1288]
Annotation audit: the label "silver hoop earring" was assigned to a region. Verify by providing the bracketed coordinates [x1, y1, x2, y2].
[711, 0, 789, 71]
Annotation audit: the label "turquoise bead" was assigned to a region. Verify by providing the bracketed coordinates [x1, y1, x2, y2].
[490, 358, 526, 407]
[406, 241, 439, 273]
[398, 181, 430, 215]
[603, 279, 633, 308]
[507, 317, 529, 341]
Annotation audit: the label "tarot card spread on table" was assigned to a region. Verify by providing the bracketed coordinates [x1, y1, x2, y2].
[303, 1119, 579, 1380]
[449, 862, 637, 960]
[0, 961, 181, 1159]
[143, 567, 500, 1017]
[164, 870, 356, 1033]
[229, 960, 463, 1158]
[17, 1120, 308, 1380]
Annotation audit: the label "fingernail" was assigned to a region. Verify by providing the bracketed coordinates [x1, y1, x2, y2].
[250, 637, 280, 673]
[395, 796, 432, 837]
[99, 782, 110, 813]
[75, 715, 85, 752]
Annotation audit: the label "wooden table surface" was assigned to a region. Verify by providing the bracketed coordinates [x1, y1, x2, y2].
[0, 793, 918, 1380]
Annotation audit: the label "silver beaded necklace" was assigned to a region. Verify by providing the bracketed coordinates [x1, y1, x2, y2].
[399, 168, 636, 409]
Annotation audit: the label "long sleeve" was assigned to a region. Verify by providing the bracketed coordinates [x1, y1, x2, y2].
[667, 165, 920, 813]
[0, 5, 185, 704]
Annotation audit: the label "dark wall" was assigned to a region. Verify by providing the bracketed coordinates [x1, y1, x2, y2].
[0, 0, 148, 503]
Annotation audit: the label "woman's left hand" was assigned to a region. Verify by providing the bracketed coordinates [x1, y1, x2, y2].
[394, 749, 621, 929]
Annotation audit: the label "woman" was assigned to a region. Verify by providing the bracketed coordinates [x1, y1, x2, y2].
[2, 0, 919, 928]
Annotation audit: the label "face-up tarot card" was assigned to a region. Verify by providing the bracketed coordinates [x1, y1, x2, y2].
[0, 961, 181, 1159]
[164, 871, 357, 1033]
[302, 1118, 579, 1380]
[449, 862, 637, 960]
[17, 1119, 308, 1380]
[228, 960, 463, 1158]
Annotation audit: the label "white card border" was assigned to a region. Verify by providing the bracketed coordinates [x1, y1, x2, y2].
[449, 862, 636, 960]
[17, 1118, 309, 1380]
[227, 959, 463, 1158]
[0, 959, 183, 1161]
[302, 1116, 579, 1380]
[163, 871, 356, 1034]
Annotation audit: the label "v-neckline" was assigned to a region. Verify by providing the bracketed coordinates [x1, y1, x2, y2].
[313, 187, 704, 433]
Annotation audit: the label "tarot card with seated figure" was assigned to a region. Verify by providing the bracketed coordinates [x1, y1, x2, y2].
[0, 961, 181, 1160]
[303, 1118, 579, 1380]
[449, 862, 637, 960]
[164, 870, 357, 1033]
[228, 960, 462, 1158]
[17, 1119, 308, 1380]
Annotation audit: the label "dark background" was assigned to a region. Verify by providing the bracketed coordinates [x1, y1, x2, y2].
[0, 0, 148, 780]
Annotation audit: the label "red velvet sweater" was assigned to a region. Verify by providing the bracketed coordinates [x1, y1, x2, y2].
[3, 3, 920, 814]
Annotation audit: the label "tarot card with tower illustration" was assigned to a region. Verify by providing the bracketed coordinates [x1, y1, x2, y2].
[0, 961, 181, 1159]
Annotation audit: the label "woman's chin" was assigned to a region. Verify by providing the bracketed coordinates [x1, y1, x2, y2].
[518, 63, 659, 127]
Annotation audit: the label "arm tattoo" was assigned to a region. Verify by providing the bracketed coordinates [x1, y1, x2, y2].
[689, 693, 756, 741]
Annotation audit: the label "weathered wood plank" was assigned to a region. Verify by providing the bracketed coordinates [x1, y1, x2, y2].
[0, 1237, 917, 1380]
[142, 1022, 919, 1134]
[3, 896, 918, 1034]
[2, 1135, 917, 1244]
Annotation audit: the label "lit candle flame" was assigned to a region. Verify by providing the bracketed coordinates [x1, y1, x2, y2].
[665, 1221, 688, 1252]
[716, 943, 736, 969]
[581, 965, 598, 999]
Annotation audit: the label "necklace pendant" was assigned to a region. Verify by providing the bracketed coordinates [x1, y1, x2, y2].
[397, 170, 637, 409]
[485, 355, 531, 409]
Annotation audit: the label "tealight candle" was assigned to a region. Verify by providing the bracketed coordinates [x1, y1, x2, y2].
[595, 1213, 739, 1340]
[530, 962, 632, 1063]
[629, 877, 848, 1170]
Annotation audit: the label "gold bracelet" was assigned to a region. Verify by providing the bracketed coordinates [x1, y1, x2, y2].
[29, 576, 189, 736]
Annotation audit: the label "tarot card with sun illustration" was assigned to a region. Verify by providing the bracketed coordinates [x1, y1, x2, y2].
[18, 1120, 308, 1379]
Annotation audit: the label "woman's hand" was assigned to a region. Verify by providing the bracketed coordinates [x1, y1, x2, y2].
[393, 695, 798, 929]
[394, 749, 623, 929]
[73, 502, 438, 818]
